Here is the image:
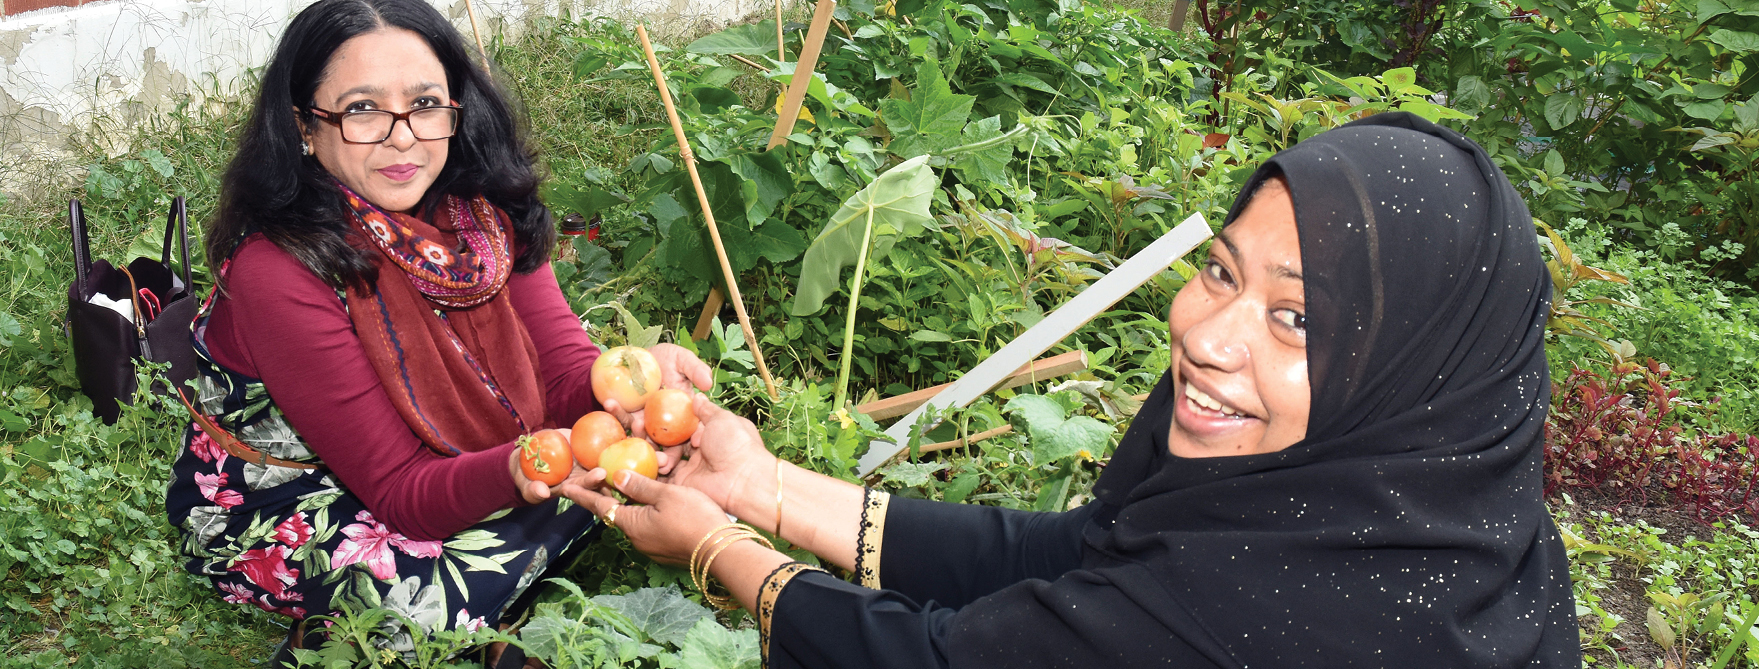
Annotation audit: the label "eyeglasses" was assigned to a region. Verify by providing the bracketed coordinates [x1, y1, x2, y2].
[305, 105, 462, 144]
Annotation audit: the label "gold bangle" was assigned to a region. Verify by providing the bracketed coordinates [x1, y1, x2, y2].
[774, 459, 785, 540]
[692, 529, 748, 598]
[693, 528, 776, 610]
[689, 523, 745, 582]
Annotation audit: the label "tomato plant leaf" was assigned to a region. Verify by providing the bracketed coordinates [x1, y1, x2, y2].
[791, 155, 935, 316]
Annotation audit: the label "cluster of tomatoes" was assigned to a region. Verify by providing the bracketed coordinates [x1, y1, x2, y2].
[517, 346, 699, 486]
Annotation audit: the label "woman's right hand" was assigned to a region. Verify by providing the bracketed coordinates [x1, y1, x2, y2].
[507, 428, 609, 505]
[664, 395, 777, 515]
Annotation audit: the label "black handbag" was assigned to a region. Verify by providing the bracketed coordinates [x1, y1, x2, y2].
[65, 197, 200, 424]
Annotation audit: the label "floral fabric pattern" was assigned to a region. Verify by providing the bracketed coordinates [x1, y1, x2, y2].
[166, 297, 598, 651]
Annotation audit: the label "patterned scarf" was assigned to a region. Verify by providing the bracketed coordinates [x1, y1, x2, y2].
[339, 183, 550, 455]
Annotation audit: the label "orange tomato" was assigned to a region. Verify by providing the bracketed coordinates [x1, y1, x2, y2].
[518, 429, 572, 486]
[591, 346, 662, 411]
[643, 388, 698, 446]
[600, 437, 659, 482]
[570, 411, 625, 469]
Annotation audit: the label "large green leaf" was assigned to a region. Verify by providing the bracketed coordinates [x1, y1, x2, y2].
[790, 155, 936, 316]
[686, 20, 780, 56]
[677, 617, 760, 669]
[880, 61, 975, 158]
[952, 115, 1015, 184]
[589, 586, 710, 647]
[1544, 94, 1585, 130]
[1005, 394, 1112, 465]
[1709, 29, 1759, 53]
[750, 219, 808, 264]
[721, 151, 793, 228]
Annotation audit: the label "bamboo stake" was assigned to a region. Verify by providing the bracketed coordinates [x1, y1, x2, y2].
[692, 288, 725, 341]
[766, 0, 837, 150]
[636, 25, 781, 400]
[463, 0, 493, 75]
[776, 0, 787, 61]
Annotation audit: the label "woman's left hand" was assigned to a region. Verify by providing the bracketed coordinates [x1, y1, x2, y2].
[602, 343, 712, 475]
[562, 469, 730, 566]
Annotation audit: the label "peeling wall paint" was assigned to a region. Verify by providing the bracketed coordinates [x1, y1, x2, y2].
[0, 0, 757, 191]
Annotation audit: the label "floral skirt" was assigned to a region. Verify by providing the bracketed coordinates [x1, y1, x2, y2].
[165, 421, 598, 648]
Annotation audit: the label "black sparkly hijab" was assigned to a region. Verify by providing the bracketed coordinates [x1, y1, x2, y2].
[949, 113, 1579, 667]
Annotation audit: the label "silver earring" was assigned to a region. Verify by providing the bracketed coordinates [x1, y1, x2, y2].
[300, 140, 312, 156]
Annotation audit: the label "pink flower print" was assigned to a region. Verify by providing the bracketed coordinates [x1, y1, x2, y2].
[332, 510, 442, 579]
[230, 544, 300, 600]
[189, 425, 227, 465]
[392, 536, 443, 559]
[195, 471, 243, 509]
[273, 513, 315, 549]
[416, 239, 453, 265]
[253, 595, 306, 619]
[332, 510, 401, 580]
[218, 580, 255, 605]
[455, 609, 488, 633]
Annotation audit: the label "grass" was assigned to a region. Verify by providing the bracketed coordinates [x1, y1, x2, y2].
[2, 8, 1758, 668]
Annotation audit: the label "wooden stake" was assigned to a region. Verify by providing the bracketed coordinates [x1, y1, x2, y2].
[854, 351, 1089, 421]
[1170, 0, 1191, 32]
[730, 54, 771, 72]
[636, 25, 781, 400]
[692, 288, 726, 341]
[463, 0, 493, 75]
[767, 0, 837, 150]
[776, 0, 787, 61]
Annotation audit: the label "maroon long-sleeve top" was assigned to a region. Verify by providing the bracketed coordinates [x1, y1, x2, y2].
[202, 235, 600, 541]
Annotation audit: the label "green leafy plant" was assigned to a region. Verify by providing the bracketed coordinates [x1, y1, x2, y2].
[791, 155, 935, 408]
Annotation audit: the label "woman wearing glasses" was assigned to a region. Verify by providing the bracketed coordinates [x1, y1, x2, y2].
[162, 0, 708, 664]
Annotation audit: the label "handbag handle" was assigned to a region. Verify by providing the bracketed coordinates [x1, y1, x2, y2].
[69, 199, 92, 299]
[161, 196, 193, 291]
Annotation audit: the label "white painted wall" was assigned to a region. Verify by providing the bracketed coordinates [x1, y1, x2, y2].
[0, 0, 758, 191]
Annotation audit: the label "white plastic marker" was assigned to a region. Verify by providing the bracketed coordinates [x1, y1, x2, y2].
[856, 212, 1213, 477]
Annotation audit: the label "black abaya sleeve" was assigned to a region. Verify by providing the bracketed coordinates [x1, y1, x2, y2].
[762, 560, 1230, 669]
[872, 495, 1098, 608]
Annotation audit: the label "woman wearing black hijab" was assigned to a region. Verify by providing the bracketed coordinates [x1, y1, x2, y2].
[563, 112, 1581, 668]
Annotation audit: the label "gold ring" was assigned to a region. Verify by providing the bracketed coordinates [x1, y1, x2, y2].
[604, 503, 620, 528]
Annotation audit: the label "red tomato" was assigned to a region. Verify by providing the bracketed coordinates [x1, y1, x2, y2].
[518, 429, 572, 486]
[643, 388, 698, 447]
[570, 411, 625, 469]
[600, 438, 659, 482]
[591, 346, 662, 411]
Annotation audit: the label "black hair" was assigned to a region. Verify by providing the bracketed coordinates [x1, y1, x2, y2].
[211, 0, 553, 289]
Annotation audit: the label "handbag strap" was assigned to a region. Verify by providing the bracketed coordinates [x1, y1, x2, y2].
[161, 196, 193, 291]
[69, 199, 92, 299]
[176, 388, 320, 471]
[116, 265, 146, 336]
